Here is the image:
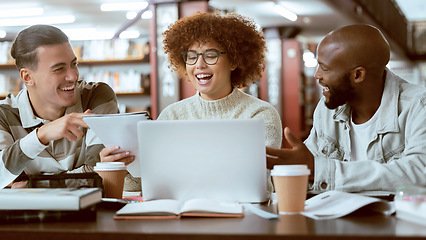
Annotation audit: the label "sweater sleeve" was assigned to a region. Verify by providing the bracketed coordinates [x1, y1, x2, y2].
[81, 81, 119, 115]
[261, 108, 282, 148]
[251, 104, 282, 148]
[157, 105, 173, 120]
[0, 129, 48, 189]
[157, 100, 186, 120]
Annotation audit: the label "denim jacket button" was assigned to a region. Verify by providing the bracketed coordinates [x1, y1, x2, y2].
[320, 182, 328, 189]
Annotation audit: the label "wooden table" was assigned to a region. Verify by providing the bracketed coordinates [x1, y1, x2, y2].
[0, 203, 425, 240]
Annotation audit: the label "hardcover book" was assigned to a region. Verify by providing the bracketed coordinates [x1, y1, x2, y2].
[0, 188, 102, 211]
[0, 206, 97, 223]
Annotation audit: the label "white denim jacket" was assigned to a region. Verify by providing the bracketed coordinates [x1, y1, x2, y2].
[305, 69, 426, 192]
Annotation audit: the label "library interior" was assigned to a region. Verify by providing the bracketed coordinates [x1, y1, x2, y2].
[0, 0, 425, 239]
[1, 0, 424, 132]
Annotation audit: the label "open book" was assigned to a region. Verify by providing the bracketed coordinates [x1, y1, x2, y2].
[301, 190, 395, 220]
[83, 111, 151, 177]
[114, 198, 244, 219]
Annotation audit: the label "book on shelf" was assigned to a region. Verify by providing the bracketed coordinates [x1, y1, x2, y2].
[82, 111, 151, 178]
[0, 188, 102, 211]
[82, 70, 148, 94]
[74, 39, 148, 61]
[301, 190, 395, 220]
[0, 41, 14, 64]
[114, 198, 244, 220]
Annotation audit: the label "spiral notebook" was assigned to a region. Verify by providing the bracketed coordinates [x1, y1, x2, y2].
[137, 119, 268, 203]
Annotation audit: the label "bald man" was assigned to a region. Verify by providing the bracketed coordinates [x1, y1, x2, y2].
[267, 24, 426, 192]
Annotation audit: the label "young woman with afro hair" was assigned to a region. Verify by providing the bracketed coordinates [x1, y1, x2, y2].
[159, 12, 282, 152]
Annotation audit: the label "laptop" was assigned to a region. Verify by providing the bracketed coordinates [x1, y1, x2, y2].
[137, 119, 268, 203]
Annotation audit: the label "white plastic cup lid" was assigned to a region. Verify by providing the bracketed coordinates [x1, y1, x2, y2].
[271, 165, 310, 176]
[94, 162, 127, 171]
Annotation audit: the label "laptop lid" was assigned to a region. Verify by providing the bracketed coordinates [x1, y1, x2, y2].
[137, 119, 267, 203]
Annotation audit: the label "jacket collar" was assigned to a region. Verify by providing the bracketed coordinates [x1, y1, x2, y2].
[17, 89, 45, 128]
[333, 69, 399, 133]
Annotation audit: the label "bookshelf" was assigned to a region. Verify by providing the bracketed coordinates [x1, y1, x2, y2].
[0, 39, 152, 113]
[77, 58, 150, 96]
[0, 63, 20, 98]
[0, 59, 151, 96]
[0, 63, 15, 69]
[79, 58, 148, 66]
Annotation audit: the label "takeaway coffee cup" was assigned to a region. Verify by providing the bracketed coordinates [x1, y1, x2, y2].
[271, 165, 310, 214]
[94, 162, 127, 199]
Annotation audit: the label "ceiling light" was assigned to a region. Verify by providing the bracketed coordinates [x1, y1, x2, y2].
[273, 4, 298, 22]
[141, 10, 152, 19]
[126, 11, 137, 20]
[0, 30, 6, 38]
[0, 15, 75, 27]
[119, 30, 140, 39]
[64, 28, 141, 41]
[127, 10, 152, 20]
[0, 7, 44, 18]
[101, 2, 149, 11]
[303, 17, 311, 24]
[63, 28, 114, 41]
[303, 50, 317, 68]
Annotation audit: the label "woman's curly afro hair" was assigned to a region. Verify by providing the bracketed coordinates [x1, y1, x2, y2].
[162, 12, 267, 88]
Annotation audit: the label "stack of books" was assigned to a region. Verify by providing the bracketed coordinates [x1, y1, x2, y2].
[0, 188, 102, 223]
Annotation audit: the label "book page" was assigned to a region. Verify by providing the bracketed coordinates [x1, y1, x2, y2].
[115, 199, 181, 216]
[301, 191, 394, 220]
[180, 198, 243, 215]
[83, 111, 150, 177]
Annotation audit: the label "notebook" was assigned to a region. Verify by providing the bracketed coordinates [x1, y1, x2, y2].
[83, 111, 151, 177]
[137, 119, 268, 203]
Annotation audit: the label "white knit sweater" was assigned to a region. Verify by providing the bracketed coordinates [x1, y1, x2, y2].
[158, 88, 283, 148]
[158, 88, 283, 195]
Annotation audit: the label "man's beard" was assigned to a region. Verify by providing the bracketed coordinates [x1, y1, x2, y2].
[325, 72, 355, 109]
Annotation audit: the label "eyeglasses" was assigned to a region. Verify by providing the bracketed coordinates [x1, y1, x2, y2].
[182, 50, 226, 65]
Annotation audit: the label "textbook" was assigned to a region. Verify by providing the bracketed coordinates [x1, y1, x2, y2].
[114, 198, 244, 219]
[301, 190, 395, 220]
[0, 206, 97, 223]
[0, 188, 102, 211]
[82, 111, 151, 177]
